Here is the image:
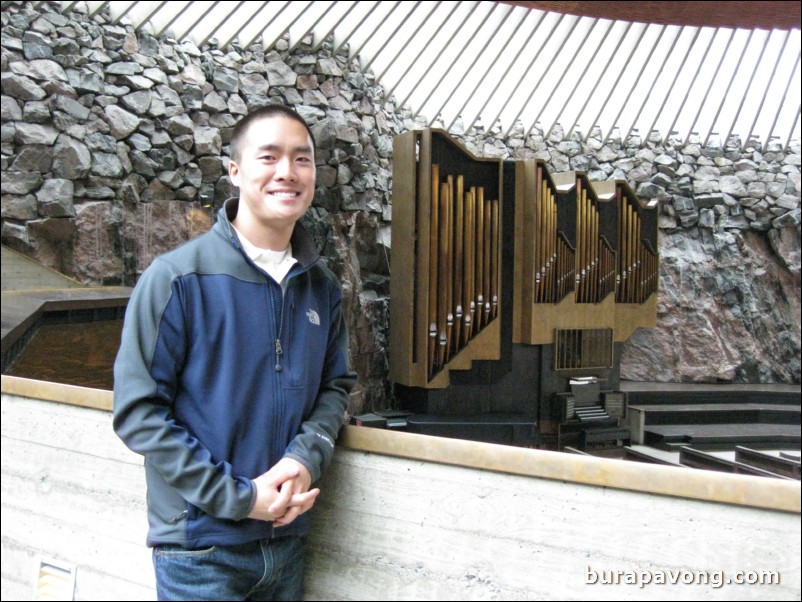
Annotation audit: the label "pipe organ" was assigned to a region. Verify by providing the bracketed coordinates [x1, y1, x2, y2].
[425, 166, 502, 381]
[389, 129, 659, 449]
[614, 182, 659, 305]
[389, 129, 507, 390]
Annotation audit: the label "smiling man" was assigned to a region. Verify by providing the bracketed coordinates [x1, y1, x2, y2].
[113, 104, 356, 601]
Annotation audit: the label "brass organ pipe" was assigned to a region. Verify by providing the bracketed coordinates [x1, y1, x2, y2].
[650, 248, 660, 293]
[643, 248, 648, 300]
[588, 199, 599, 303]
[438, 181, 450, 368]
[616, 193, 623, 302]
[586, 195, 593, 303]
[535, 175, 544, 303]
[642, 242, 648, 303]
[448, 182, 456, 349]
[554, 235, 563, 301]
[638, 221, 644, 303]
[548, 185, 556, 302]
[636, 244, 641, 303]
[622, 196, 629, 302]
[619, 198, 628, 303]
[541, 181, 548, 302]
[588, 193, 599, 303]
[636, 216, 642, 303]
[622, 200, 629, 303]
[475, 186, 485, 328]
[618, 195, 629, 303]
[577, 187, 585, 302]
[454, 175, 464, 352]
[546, 176, 552, 301]
[464, 188, 475, 341]
[584, 188, 590, 303]
[563, 236, 570, 299]
[483, 198, 492, 324]
[537, 189, 542, 300]
[576, 186, 583, 302]
[531, 171, 537, 303]
[586, 192, 593, 302]
[596, 236, 607, 302]
[533, 169, 540, 303]
[490, 199, 494, 318]
[539, 178, 547, 303]
[641, 242, 647, 303]
[631, 211, 638, 304]
[628, 203, 636, 303]
[560, 236, 567, 299]
[598, 236, 604, 300]
[546, 183, 553, 301]
[445, 177, 454, 360]
[652, 253, 660, 293]
[563, 236, 571, 299]
[428, 165, 440, 378]
[629, 206, 639, 303]
[560, 235, 567, 300]
[590, 200, 600, 303]
[582, 193, 589, 304]
[584, 189, 591, 303]
[635, 236, 642, 303]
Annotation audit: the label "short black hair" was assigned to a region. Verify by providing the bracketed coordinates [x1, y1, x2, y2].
[229, 104, 316, 163]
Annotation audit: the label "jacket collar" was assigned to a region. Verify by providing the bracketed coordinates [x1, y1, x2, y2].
[216, 197, 320, 269]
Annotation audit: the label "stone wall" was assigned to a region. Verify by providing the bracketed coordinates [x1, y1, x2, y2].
[1, 2, 800, 415]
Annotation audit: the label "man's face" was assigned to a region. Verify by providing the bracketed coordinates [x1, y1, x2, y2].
[228, 116, 316, 233]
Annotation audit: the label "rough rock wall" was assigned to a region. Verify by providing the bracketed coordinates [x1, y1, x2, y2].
[1, 3, 800, 417]
[1, 1, 404, 410]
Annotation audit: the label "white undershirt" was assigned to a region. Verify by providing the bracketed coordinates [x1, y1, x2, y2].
[232, 225, 297, 285]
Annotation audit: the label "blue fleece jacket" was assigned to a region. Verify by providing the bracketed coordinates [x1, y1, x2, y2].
[113, 199, 356, 548]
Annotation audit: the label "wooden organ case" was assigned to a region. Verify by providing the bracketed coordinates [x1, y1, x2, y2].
[389, 129, 513, 391]
[389, 130, 659, 450]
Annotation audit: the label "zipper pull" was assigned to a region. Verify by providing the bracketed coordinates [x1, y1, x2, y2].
[275, 338, 283, 372]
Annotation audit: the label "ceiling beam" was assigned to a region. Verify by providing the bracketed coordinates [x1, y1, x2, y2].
[499, 1, 801, 31]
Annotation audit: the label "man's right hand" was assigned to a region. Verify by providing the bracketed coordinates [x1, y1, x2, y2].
[247, 458, 319, 523]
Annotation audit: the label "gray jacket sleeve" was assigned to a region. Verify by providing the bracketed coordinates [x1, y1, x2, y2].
[112, 260, 256, 521]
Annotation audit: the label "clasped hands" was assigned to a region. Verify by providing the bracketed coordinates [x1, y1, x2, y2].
[247, 457, 319, 526]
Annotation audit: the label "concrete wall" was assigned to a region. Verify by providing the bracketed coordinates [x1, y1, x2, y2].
[2, 385, 799, 601]
[309, 446, 801, 600]
[1, 391, 153, 600]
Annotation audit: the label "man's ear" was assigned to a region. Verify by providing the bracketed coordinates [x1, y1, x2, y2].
[228, 159, 240, 185]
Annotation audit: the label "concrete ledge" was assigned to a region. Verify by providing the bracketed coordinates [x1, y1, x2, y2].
[1, 375, 112, 411]
[338, 425, 801, 513]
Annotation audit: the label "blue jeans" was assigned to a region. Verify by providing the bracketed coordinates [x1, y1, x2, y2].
[152, 536, 304, 601]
